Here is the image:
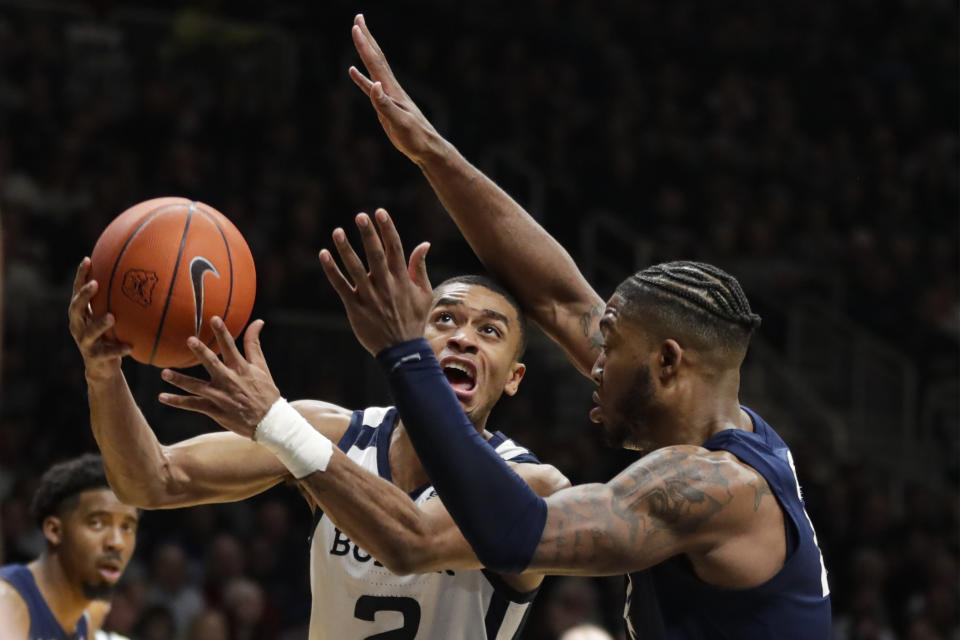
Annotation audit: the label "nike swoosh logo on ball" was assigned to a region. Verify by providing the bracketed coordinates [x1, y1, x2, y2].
[190, 256, 220, 336]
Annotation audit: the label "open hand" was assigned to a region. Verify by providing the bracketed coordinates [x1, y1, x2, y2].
[68, 257, 131, 382]
[319, 208, 432, 356]
[158, 316, 279, 439]
[349, 13, 445, 165]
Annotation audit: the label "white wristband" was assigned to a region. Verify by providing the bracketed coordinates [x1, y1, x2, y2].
[254, 398, 334, 479]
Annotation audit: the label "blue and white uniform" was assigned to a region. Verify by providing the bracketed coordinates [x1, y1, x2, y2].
[307, 406, 540, 640]
[0, 564, 90, 640]
[624, 406, 832, 639]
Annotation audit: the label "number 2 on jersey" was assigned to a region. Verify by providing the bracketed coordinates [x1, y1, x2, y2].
[355, 595, 421, 640]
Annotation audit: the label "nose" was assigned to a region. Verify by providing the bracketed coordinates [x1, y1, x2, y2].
[104, 526, 127, 552]
[447, 328, 478, 354]
[591, 355, 604, 386]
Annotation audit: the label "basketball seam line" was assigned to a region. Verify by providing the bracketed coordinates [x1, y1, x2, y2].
[149, 202, 196, 365]
[105, 204, 184, 341]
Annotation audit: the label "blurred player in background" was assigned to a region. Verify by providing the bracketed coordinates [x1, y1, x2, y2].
[68, 254, 568, 639]
[338, 14, 832, 638]
[0, 454, 138, 640]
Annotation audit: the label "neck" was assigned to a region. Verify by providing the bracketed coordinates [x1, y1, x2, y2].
[658, 371, 749, 447]
[29, 554, 90, 634]
[392, 411, 490, 493]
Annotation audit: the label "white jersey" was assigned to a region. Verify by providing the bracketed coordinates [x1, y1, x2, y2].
[308, 406, 540, 640]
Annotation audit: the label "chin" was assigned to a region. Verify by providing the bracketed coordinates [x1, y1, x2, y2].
[82, 582, 118, 601]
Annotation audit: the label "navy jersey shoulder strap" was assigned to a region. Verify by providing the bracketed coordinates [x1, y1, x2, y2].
[488, 431, 540, 464]
[0, 564, 84, 639]
[337, 407, 398, 452]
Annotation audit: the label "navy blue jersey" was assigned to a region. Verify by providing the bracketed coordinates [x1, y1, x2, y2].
[0, 564, 90, 640]
[624, 407, 832, 639]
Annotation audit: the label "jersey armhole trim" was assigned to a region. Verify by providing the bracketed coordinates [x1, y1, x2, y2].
[337, 411, 364, 452]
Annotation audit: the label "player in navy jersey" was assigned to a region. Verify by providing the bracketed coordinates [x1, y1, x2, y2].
[0, 455, 139, 640]
[321, 15, 833, 638]
[69, 254, 568, 638]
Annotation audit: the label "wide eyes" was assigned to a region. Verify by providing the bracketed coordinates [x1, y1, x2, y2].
[431, 311, 503, 339]
[479, 325, 502, 338]
[434, 311, 455, 325]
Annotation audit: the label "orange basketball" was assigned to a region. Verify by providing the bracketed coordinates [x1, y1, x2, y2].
[89, 197, 256, 368]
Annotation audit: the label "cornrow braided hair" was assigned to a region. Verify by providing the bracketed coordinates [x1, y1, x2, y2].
[626, 261, 762, 331]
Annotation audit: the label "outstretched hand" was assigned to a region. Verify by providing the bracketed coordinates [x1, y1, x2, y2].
[158, 317, 280, 439]
[349, 13, 445, 165]
[319, 208, 432, 356]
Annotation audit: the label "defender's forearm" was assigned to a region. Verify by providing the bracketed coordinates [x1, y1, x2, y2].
[416, 142, 603, 373]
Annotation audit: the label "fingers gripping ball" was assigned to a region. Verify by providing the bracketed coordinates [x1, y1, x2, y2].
[89, 197, 256, 368]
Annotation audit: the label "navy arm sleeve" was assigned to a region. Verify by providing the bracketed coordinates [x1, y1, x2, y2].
[377, 338, 547, 574]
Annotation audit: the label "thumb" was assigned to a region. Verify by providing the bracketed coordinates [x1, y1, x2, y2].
[243, 319, 267, 366]
[408, 242, 431, 291]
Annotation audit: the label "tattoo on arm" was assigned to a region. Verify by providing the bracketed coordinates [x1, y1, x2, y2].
[535, 448, 742, 573]
[579, 302, 605, 353]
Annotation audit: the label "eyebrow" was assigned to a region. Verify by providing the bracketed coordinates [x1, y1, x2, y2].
[433, 298, 511, 327]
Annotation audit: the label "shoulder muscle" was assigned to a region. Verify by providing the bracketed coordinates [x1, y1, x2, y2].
[530, 445, 764, 576]
[290, 399, 353, 442]
[508, 462, 571, 497]
[0, 579, 29, 639]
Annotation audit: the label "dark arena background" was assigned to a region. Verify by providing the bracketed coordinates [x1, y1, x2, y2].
[0, 1, 957, 638]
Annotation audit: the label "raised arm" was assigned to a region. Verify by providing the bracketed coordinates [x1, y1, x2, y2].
[349, 15, 604, 376]
[68, 258, 347, 509]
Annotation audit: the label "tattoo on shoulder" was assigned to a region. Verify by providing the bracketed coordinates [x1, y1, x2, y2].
[613, 450, 735, 537]
[579, 303, 604, 352]
[746, 476, 773, 511]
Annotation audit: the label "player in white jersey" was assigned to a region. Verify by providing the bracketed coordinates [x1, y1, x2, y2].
[309, 406, 540, 639]
[69, 254, 568, 639]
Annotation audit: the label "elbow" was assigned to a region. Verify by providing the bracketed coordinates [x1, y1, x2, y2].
[376, 530, 434, 576]
[378, 543, 424, 576]
[104, 452, 182, 510]
[106, 471, 166, 509]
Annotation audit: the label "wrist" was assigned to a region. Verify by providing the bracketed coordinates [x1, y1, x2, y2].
[415, 134, 458, 170]
[84, 366, 123, 387]
[254, 398, 334, 479]
[376, 338, 434, 374]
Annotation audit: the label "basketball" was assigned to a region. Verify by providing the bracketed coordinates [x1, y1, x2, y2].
[89, 197, 256, 368]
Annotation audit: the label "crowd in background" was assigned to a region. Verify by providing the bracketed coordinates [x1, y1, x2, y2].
[0, 1, 956, 638]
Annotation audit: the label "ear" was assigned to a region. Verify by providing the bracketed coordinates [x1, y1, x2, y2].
[657, 339, 683, 386]
[502, 361, 526, 396]
[43, 516, 64, 547]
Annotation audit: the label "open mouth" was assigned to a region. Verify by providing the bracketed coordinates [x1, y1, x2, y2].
[442, 360, 477, 396]
[590, 390, 603, 423]
[96, 565, 122, 583]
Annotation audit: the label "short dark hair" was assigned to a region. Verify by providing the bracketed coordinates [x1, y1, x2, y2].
[30, 454, 111, 527]
[435, 274, 528, 358]
[615, 261, 761, 357]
